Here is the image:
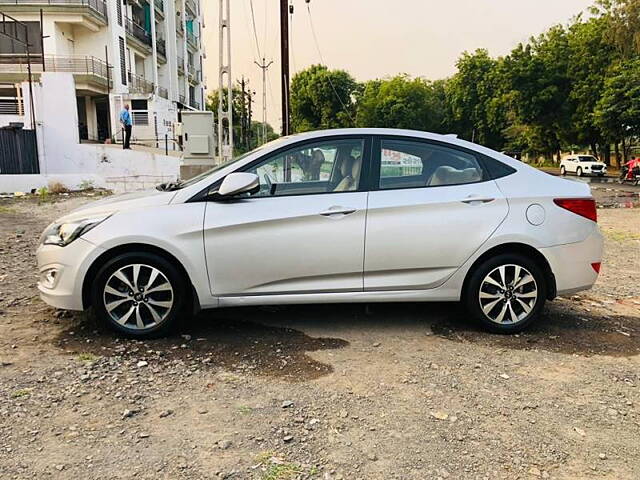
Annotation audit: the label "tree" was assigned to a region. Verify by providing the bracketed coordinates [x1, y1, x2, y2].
[447, 49, 506, 148]
[290, 65, 359, 132]
[595, 58, 640, 161]
[355, 75, 449, 133]
[594, 0, 640, 57]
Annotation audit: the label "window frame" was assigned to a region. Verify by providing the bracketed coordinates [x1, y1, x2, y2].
[370, 135, 493, 192]
[211, 135, 373, 200]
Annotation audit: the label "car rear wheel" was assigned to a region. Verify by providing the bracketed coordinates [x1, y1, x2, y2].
[92, 252, 189, 338]
[464, 254, 547, 334]
[560, 166, 566, 176]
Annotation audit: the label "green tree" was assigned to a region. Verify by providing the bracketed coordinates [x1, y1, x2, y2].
[594, 0, 640, 57]
[355, 74, 449, 133]
[290, 65, 359, 132]
[595, 58, 640, 161]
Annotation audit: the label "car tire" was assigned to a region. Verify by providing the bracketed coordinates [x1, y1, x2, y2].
[92, 252, 189, 338]
[577, 167, 583, 177]
[464, 253, 547, 334]
[560, 166, 566, 176]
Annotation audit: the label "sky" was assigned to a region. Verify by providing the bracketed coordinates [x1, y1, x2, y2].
[203, 0, 595, 131]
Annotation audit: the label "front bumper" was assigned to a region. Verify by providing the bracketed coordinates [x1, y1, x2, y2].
[36, 238, 105, 311]
[540, 229, 604, 296]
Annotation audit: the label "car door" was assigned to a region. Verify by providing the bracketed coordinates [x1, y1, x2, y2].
[364, 136, 509, 291]
[203, 136, 370, 296]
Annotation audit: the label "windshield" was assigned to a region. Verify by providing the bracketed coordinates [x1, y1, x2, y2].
[579, 156, 597, 162]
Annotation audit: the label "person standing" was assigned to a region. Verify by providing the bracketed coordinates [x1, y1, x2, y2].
[119, 104, 133, 150]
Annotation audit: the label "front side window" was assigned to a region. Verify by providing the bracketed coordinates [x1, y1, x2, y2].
[378, 139, 485, 190]
[246, 138, 365, 197]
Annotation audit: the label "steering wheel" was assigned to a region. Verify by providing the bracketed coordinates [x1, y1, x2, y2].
[263, 172, 275, 195]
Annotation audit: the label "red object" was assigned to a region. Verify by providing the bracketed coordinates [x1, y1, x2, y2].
[553, 198, 597, 222]
[625, 158, 640, 179]
[591, 262, 601, 274]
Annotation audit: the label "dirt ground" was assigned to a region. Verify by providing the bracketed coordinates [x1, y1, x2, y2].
[1, 186, 639, 480]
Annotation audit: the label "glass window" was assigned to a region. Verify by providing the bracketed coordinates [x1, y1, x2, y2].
[378, 139, 485, 190]
[246, 138, 365, 197]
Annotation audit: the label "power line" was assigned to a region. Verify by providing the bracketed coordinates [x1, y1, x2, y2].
[248, 0, 263, 60]
[305, 3, 354, 124]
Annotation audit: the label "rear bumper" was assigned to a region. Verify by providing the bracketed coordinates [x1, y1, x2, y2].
[36, 238, 104, 311]
[540, 229, 603, 296]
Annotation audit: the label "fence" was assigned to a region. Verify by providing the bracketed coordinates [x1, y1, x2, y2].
[0, 0, 108, 21]
[124, 17, 151, 47]
[0, 127, 38, 174]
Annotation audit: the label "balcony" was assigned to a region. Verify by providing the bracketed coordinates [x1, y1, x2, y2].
[156, 37, 166, 59]
[0, 0, 108, 28]
[176, 18, 184, 36]
[189, 98, 200, 110]
[127, 71, 154, 94]
[158, 86, 168, 99]
[154, 0, 164, 17]
[0, 54, 112, 92]
[185, 0, 196, 15]
[178, 93, 185, 104]
[186, 30, 198, 49]
[124, 17, 152, 50]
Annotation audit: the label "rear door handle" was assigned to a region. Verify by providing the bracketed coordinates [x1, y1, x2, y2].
[320, 207, 357, 216]
[461, 196, 495, 205]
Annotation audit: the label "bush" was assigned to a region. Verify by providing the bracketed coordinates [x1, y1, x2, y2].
[48, 181, 69, 194]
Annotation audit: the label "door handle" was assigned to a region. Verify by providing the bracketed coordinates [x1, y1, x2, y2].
[320, 207, 357, 216]
[461, 196, 495, 205]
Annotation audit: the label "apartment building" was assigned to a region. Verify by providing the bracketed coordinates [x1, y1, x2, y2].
[0, 0, 206, 145]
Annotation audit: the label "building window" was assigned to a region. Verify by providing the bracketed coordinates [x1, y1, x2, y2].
[119, 37, 127, 85]
[0, 21, 43, 55]
[117, 0, 123, 26]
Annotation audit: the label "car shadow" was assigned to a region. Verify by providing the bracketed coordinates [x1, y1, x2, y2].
[53, 300, 640, 382]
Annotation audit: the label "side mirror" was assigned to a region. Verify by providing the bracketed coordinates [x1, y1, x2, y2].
[217, 172, 260, 197]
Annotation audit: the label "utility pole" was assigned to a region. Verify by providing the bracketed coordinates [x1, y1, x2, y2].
[254, 57, 273, 145]
[238, 77, 246, 149]
[247, 89, 253, 149]
[218, 0, 233, 163]
[279, 0, 290, 136]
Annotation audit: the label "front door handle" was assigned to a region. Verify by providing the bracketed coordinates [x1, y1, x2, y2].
[320, 206, 357, 216]
[461, 196, 495, 205]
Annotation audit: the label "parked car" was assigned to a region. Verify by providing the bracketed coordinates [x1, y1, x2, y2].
[37, 129, 603, 337]
[560, 155, 607, 177]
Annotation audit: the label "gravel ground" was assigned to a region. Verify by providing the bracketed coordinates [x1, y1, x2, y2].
[1, 190, 639, 480]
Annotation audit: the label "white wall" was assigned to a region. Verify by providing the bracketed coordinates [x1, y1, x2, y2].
[0, 144, 179, 193]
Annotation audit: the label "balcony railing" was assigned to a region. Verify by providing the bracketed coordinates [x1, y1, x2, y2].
[189, 98, 200, 110]
[177, 56, 184, 73]
[0, 96, 24, 115]
[156, 37, 166, 58]
[0, 55, 112, 87]
[0, 0, 108, 22]
[154, 0, 163, 15]
[178, 94, 186, 104]
[185, 0, 196, 14]
[127, 71, 154, 94]
[176, 18, 184, 35]
[124, 17, 151, 47]
[158, 86, 168, 99]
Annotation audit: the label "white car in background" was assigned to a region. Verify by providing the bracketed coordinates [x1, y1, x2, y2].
[36, 129, 603, 338]
[560, 155, 607, 177]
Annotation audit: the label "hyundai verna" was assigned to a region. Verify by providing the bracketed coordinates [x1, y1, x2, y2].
[36, 129, 603, 337]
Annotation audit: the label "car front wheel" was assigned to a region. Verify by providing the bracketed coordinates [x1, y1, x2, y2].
[464, 254, 547, 334]
[577, 167, 583, 177]
[92, 252, 188, 338]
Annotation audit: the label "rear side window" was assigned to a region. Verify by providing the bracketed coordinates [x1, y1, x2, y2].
[377, 139, 486, 190]
[482, 155, 516, 180]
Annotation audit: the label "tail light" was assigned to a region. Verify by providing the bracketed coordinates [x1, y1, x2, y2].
[553, 198, 597, 222]
[591, 262, 601, 274]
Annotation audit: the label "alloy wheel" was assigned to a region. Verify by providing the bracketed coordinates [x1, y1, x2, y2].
[478, 264, 538, 325]
[103, 263, 174, 330]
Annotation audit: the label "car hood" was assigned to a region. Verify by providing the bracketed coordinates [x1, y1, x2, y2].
[54, 189, 176, 223]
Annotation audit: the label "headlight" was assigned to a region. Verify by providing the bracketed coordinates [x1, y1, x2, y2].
[40, 215, 110, 247]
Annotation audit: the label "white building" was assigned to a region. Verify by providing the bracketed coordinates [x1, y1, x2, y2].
[0, 0, 206, 145]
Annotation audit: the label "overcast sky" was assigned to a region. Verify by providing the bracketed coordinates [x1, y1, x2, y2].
[202, 0, 594, 131]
